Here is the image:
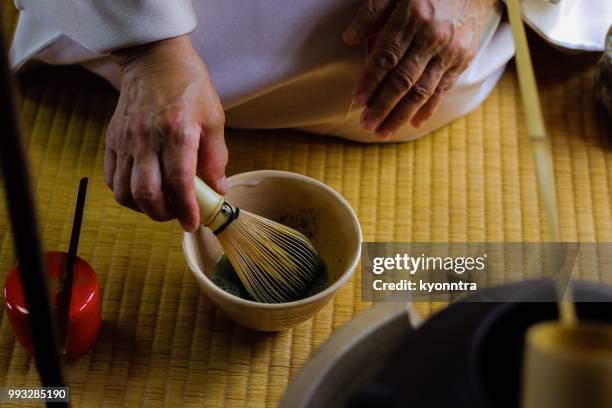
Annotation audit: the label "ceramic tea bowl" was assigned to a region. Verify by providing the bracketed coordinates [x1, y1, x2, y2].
[184, 170, 362, 331]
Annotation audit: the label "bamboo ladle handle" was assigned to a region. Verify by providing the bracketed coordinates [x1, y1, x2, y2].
[506, 0, 560, 242]
[506, 0, 577, 326]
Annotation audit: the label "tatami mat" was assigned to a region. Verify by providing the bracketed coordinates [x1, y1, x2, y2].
[0, 5, 611, 407]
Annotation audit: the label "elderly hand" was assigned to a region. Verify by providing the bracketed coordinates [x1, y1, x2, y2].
[106, 35, 227, 232]
[343, 0, 496, 139]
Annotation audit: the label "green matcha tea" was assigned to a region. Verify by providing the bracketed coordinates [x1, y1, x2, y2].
[212, 254, 328, 302]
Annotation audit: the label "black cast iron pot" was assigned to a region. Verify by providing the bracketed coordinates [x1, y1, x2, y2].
[349, 280, 612, 408]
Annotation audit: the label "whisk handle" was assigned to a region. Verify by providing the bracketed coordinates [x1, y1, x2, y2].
[194, 177, 224, 227]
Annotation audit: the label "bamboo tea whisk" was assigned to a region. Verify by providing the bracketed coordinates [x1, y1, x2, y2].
[194, 177, 324, 303]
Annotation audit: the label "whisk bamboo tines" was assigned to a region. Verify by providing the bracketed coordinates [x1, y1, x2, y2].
[194, 177, 324, 303]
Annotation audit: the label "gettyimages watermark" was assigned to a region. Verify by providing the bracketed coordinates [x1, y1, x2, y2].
[361, 243, 612, 302]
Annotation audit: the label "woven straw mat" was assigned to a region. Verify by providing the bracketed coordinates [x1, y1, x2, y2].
[0, 4, 610, 407]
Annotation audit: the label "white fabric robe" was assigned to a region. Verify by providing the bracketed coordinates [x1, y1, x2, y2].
[9, 0, 612, 142]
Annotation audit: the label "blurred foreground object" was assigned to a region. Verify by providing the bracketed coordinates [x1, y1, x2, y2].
[595, 26, 612, 120]
[281, 281, 612, 407]
[0, 11, 68, 396]
[522, 322, 612, 408]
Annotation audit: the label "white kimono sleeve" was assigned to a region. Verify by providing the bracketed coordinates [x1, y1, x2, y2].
[12, 0, 197, 53]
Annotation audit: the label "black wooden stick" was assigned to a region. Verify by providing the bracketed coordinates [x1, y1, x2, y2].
[57, 177, 88, 351]
[0, 18, 68, 406]
[57, 177, 87, 353]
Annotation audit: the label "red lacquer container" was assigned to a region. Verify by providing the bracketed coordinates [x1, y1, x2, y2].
[3, 251, 101, 362]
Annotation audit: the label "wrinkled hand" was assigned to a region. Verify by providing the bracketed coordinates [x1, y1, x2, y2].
[106, 35, 227, 232]
[343, 0, 496, 138]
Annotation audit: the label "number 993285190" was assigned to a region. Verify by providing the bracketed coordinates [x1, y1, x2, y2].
[1, 387, 69, 402]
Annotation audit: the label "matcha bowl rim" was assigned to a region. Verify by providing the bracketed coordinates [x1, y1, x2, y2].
[183, 170, 362, 330]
